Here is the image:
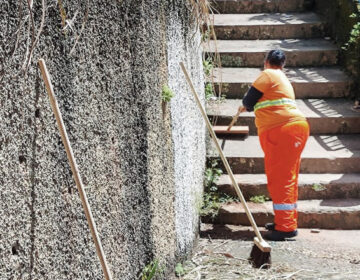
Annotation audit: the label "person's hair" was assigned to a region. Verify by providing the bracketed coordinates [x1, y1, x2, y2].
[265, 49, 286, 68]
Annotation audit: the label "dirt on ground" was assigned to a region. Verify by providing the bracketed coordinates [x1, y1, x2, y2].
[178, 224, 360, 280]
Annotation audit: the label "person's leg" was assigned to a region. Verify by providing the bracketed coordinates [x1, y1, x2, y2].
[260, 121, 309, 235]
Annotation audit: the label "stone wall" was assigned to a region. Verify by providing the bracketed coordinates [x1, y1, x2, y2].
[0, 0, 205, 279]
[314, 0, 360, 98]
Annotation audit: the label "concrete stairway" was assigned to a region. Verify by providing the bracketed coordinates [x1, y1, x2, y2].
[204, 0, 360, 229]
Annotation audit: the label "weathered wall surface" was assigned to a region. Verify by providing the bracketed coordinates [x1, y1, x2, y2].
[166, 3, 206, 258]
[0, 0, 204, 279]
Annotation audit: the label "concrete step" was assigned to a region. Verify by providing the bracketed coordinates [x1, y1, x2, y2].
[207, 134, 360, 173]
[212, 67, 352, 99]
[204, 39, 338, 67]
[207, 99, 360, 134]
[216, 173, 360, 200]
[213, 13, 324, 40]
[211, 0, 307, 14]
[203, 199, 360, 229]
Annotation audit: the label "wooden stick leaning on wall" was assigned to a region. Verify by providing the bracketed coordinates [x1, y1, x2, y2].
[38, 59, 113, 280]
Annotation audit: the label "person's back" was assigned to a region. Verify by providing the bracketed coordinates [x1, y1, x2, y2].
[252, 68, 305, 134]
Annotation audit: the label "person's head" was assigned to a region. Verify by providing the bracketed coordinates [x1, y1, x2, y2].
[264, 49, 286, 69]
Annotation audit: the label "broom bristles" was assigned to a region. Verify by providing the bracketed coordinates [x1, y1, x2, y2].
[249, 244, 271, 269]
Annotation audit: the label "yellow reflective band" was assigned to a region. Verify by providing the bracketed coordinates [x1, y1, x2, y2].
[254, 98, 297, 112]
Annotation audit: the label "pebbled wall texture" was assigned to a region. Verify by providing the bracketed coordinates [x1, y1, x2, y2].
[0, 0, 205, 279]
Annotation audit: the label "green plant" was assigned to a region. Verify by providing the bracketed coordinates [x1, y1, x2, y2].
[201, 28, 211, 42]
[312, 183, 327, 192]
[162, 85, 175, 102]
[205, 82, 214, 100]
[139, 260, 162, 280]
[201, 160, 238, 218]
[249, 195, 270, 204]
[203, 57, 213, 77]
[204, 160, 223, 188]
[175, 263, 185, 277]
[341, 10, 360, 99]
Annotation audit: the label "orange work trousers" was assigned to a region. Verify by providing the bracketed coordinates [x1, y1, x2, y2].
[259, 120, 309, 232]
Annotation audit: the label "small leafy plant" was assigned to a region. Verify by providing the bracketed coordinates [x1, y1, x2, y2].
[203, 57, 213, 77]
[201, 160, 238, 218]
[312, 183, 327, 192]
[205, 82, 214, 100]
[139, 260, 162, 280]
[249, 195, 270, 204]
[175, 263, 185, 277]
[162, 85, 175, 102]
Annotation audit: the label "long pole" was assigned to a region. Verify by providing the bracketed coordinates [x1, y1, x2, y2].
[180, 62, 270, 252]
[38, 59, 113, 279]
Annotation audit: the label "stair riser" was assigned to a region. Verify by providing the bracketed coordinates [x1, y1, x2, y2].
[208, 157, 360, 174]
[215, 82, 350, 99]
[217, 183, 360, 200]
[211, 0, 306, 14]
[211, 51, 338, 67]
[214, 24, 324, 40]
[209, 116, 360, 134]
[203, 211, 360, 229]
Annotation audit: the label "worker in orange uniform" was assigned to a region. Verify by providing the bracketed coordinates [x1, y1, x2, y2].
[238, 49, 309, 241]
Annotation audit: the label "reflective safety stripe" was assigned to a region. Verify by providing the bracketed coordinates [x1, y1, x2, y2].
[254, 98, 297, 112]
[273, 203, 297, 211]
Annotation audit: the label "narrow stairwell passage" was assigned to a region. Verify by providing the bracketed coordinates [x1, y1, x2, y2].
[204, 0, 360, 231]
[185, 0, 360, 278]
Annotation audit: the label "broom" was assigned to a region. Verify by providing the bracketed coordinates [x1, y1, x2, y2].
[180, 62, 271, 268]
[213, 109, 249, 135]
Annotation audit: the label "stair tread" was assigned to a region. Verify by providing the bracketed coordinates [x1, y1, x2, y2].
[221, 199, 360, 213]
[217, 173, 360, 186]
[212, 12, 322, 26]
[207, 98, 360, 119]
[211, 67, 351, 84]
[212, 0, 306, 14]
[207, 134, 360, 158]
[204, 39, 338, 53]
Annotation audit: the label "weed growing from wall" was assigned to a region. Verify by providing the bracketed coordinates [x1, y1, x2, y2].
[175, 263, 186, 277]
[162, 85, 175, 102]
[203, 57, 213, 76]
[201, 160, 238, 219]
[342, 12, 360, 99]
[205, 82, 214, 100]
[139, 260, 163, 280]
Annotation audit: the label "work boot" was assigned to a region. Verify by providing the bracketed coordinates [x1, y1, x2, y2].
[265, 223, 275, 231]
[264, 229, 298, 241]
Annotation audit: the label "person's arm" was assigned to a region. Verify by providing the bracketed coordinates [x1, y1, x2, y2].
[239, 71, 271, 112]
[242, 86, 264, 112]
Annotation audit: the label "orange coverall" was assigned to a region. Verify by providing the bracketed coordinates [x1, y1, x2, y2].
[244, 69, 309, 232]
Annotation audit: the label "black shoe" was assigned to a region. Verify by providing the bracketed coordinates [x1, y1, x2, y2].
[265, 223, 275, 231]
[264, 229, 298, 241]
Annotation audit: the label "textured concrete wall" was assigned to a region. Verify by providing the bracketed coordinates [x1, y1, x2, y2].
[166, 2, 206, 258]
[0, 0, 204, 279]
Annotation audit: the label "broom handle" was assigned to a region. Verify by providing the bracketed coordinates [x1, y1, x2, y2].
[180, 62, 265, 243]
[227, 110, 241, 131]
[38, 59, 113, 280]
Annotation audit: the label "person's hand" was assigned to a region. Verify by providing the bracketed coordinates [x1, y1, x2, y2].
[238, 106, 247, 113]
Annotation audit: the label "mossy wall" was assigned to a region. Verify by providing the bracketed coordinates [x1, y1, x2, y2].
[0, 0, 205, 279]
[315, 0, 360, 98]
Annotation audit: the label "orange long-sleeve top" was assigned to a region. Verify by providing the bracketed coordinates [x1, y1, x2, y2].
[250, 69, 306, 135]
